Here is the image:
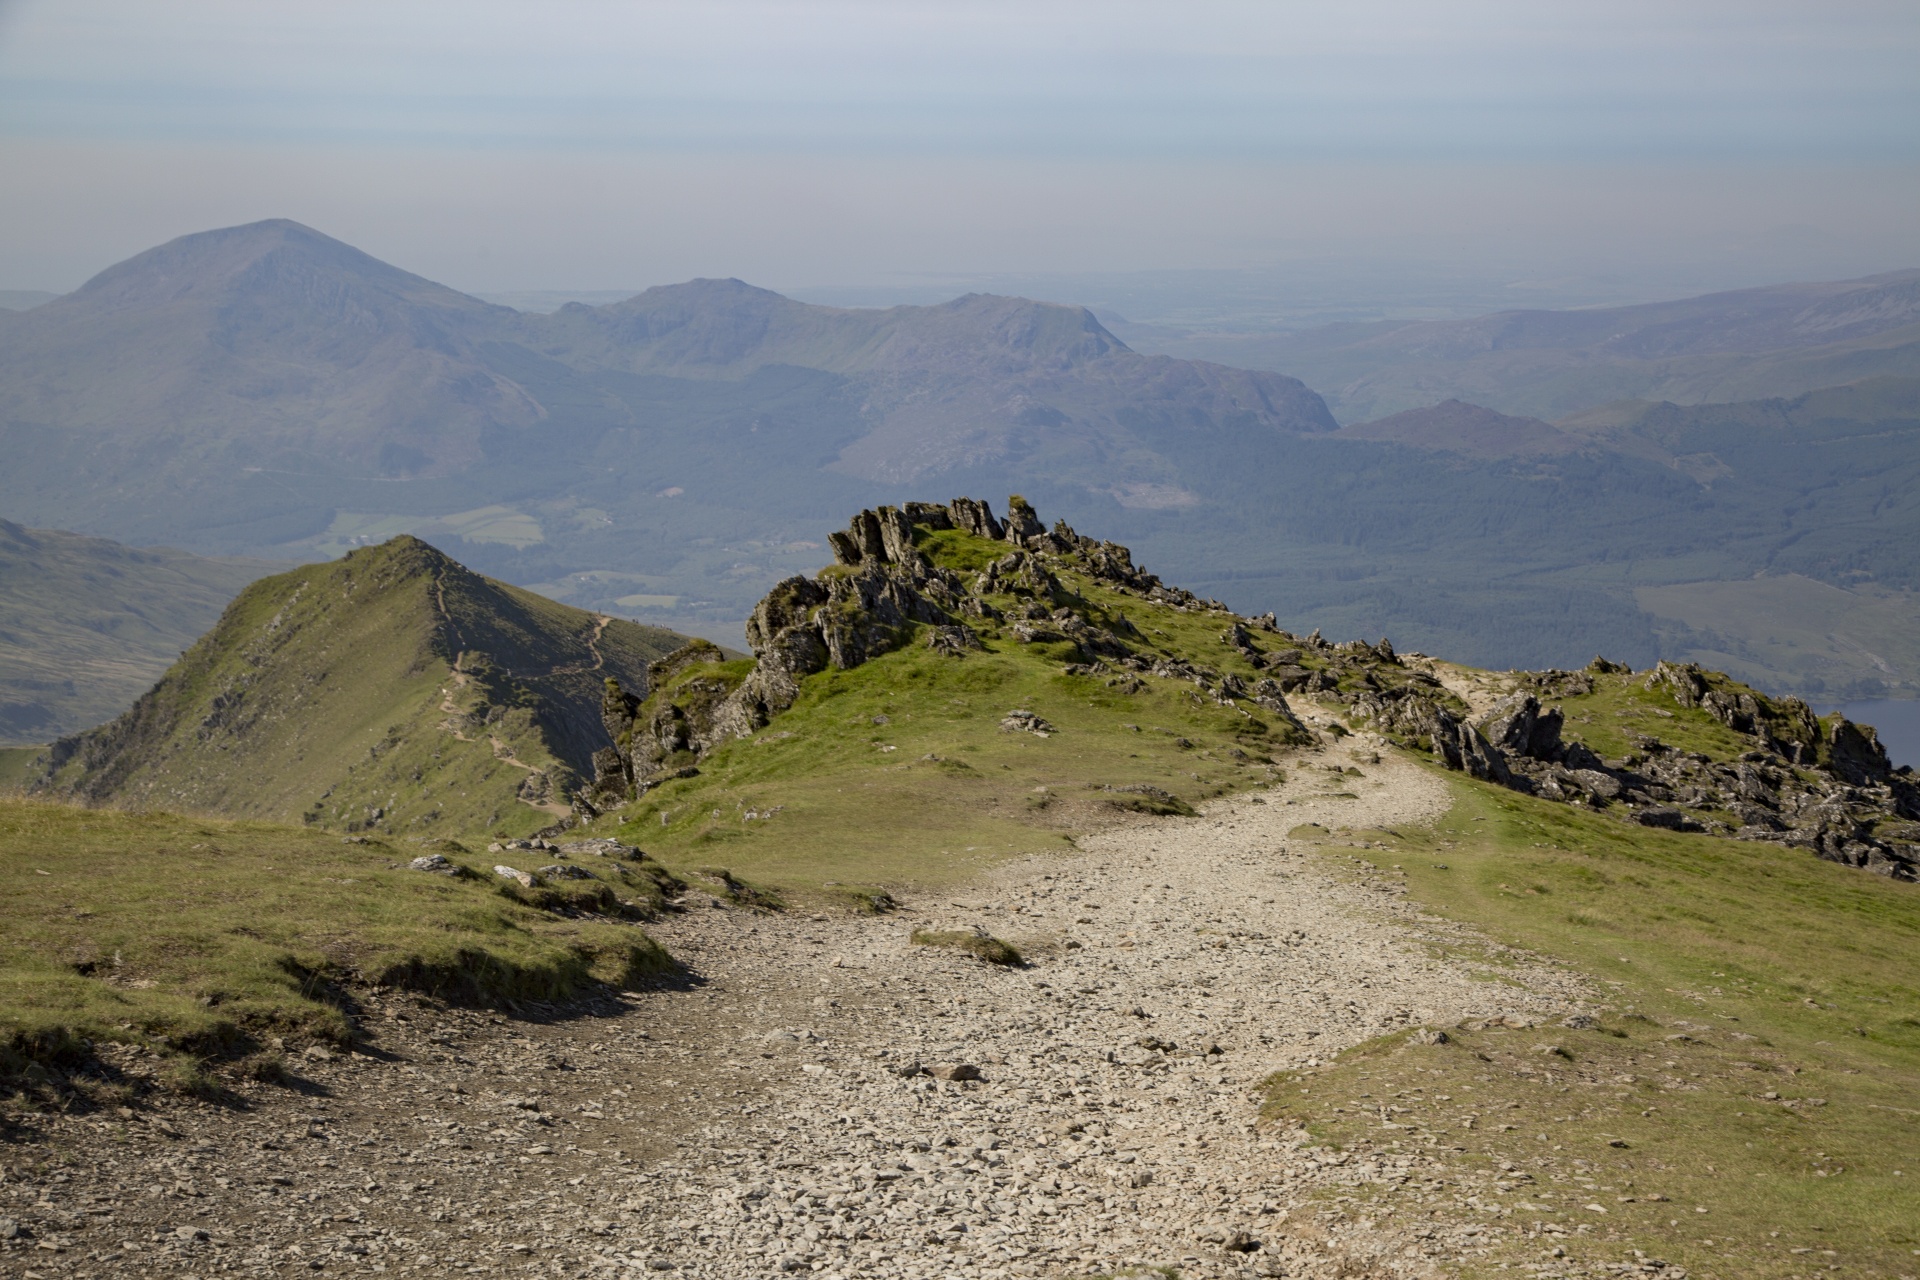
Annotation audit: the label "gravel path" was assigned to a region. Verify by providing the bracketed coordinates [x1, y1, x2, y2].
[2, 738, 1590, 1278]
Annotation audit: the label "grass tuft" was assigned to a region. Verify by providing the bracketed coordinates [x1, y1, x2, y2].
[910, 928, 1024, 966]
[826, 885, 899, 915]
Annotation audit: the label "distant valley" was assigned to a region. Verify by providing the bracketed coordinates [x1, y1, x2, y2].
[0, 520, 279, 745]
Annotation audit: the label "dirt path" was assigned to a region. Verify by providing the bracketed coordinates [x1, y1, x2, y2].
[1, 741, 1591, 1279]
[436, 670, 572, 819]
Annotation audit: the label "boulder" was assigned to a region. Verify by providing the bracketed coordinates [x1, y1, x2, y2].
[946, 496, 1003, 541]
[1632, 807, 1697, 832]
[924, 625, 982, 656]
[559, 837, 644, 859]
[1567, 768, 1623, 801]
[1477, 692, 1564, 761]
[927, 1063, 983, 1082]
[1647, 660, 1710, 708]
[538, 864, 596, 880]
[1826, 717, 1894, 787]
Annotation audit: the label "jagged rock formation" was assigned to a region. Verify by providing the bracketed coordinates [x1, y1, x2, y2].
[1348, 658, 1920, 880]
[588, 496, 1306, 804]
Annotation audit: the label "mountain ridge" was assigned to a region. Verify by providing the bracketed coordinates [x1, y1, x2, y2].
[0, 217, 1334, 533]
[1134, 268, 1920, 422]
[4, 219, 1918, 702]
[614, 496, 1913, 882]
[1339, 399, 1581, 458]
[30, 535, 693, 835]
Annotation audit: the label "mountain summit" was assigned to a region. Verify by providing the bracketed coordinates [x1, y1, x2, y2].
[0, 220, 539, 505]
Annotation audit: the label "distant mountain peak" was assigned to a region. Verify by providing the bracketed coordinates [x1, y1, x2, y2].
[0, 219, 1336, 554]
[59, 217, 491, 317]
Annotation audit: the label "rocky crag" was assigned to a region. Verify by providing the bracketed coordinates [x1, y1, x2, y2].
[592, 496, 1919, 880]
[587, 496, 1315, 807]
[1345, 657, 1919, 879]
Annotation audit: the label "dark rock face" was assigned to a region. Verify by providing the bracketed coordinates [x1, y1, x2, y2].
[1633, 807, 1699, 832]
[1477, 692, 1564, 761]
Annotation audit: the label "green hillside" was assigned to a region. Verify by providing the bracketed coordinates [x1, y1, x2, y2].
[27, 536, 691, 837]
[0, 799, 675, 1093]
[564, 497, 1920, 1275]
[1270, 775, 1920, 1278]
[0, 519, 279, 745]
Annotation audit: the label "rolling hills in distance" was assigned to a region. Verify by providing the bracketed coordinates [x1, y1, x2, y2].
[1, 219, 1917, 718]
[1122, 268, 1920, 423]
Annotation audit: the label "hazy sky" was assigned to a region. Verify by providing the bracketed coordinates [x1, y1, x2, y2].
[1, 0, 1916, 298]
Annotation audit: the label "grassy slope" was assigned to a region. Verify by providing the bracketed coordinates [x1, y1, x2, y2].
[0, 746, 42, 790]
[1552, 668, 1766, 763]
[1267, 768, 1920, 1277]
[34, 537, 687, 838]
[10, 505, 1915, 1269]
[602, 526, 1312, 893]
[0, 799, 670, 1082]
[0, 520, 280, 745]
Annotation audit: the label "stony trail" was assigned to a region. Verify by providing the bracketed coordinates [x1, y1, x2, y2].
[2, 741, 1592, 1278]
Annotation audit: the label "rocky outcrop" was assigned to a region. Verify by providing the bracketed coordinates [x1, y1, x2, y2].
[588, 496, 1305, 802]
[1348, 657, 1919, 880]
[582, 498, 1920, 884]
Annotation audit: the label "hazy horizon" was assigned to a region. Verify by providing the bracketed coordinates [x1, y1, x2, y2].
[2, 0, 1917, 314]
